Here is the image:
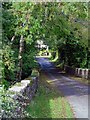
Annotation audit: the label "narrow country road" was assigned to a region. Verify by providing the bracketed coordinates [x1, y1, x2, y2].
[36, 57, 90, 119]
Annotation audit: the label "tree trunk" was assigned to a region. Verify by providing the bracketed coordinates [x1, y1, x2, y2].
[16, 35, 24, 81]
[11, 35, 15, 42]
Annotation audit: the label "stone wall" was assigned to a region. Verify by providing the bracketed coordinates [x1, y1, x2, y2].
[64, 65, 90, 79]
[1, 69, 39, 118]
[9, 76, 38, 101]
[75, 68, 90, 79]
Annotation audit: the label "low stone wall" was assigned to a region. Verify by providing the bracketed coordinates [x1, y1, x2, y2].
[64, 65, 90, 79]
[6, 76, 39, 117]
[9, 76, 38, 101]
[1, 70, 39, 119]
[75, 68, 90, 79]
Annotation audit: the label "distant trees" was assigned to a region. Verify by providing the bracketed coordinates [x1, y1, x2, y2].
[40, 2, 89, 68]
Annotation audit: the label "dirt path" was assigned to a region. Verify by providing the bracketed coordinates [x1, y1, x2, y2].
[36, 57, 90, 119]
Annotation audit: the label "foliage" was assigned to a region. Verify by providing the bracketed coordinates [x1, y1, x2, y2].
[2, 2, 40, 85]
[1, 2, 89, 119]
[0, 86, 27, 118]
[2, 3, 17, 86]
[3, 45, 16, 81]
[40, 2, 89, 68]
[1, 2, 89, 87]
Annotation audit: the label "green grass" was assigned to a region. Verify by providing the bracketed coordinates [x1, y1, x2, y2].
[26, 73, 74, 118]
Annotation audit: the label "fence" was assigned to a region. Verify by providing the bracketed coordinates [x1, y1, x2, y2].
[64, 65, 90, 79]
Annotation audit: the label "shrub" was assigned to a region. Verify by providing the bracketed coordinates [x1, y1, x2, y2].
[0, 86, 29, 119]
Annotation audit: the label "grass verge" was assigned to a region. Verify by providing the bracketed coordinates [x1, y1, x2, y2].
[26, 72, 74, 118]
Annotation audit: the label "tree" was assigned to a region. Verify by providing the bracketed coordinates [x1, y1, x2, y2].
[1, 2, 89, 88]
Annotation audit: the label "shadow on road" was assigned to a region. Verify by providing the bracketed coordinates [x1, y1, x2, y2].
[36, 57, 90, 97]
[36, 57, 89, 118]
[26, 71, 74, 118]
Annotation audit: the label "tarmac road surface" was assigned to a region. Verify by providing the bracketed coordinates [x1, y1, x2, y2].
[36, 57, 90, 119]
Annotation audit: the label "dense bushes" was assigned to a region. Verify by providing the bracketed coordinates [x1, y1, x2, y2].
[2, 3, 39, 87]
[41, 3, 89, 69]
[58, 39, 89, 68]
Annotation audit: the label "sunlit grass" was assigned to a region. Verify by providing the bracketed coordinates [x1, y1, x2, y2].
[26, 72, 74, 118]
[26, 84, 74, 118]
